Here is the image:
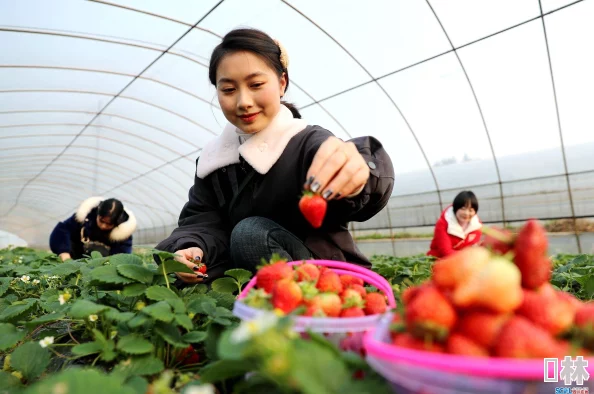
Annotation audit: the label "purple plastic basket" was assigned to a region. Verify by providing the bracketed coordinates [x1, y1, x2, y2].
[363, 313, 594, 394]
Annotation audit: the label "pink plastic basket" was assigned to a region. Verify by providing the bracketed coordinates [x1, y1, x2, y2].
[364, 313, 594, 394]
[233, 259, 396, 334]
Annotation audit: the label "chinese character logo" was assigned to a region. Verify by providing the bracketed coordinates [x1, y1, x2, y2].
[545, 357, 590, 385]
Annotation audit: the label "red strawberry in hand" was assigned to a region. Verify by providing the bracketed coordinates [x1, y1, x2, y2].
[299, 191, 327, 228]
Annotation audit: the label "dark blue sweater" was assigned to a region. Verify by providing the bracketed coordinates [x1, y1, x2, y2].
[49, 208, 133, 258]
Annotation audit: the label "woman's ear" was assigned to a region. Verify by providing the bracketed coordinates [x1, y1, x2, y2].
[279, 72, 288, 95]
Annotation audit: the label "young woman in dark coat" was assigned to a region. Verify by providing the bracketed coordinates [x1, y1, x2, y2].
[156, 28, 395, 285]
[49, 197, 137, 260]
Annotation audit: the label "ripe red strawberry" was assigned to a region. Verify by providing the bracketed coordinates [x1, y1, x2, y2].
[493, 316, 565, 358]
[573, 303, 594, 349]
[349, 284, 367, 298]
[256, 258, 294, 293]
[271, 278, 303, 314]
[513, 219, 551, 289]
[517, 283, 577, 336]
[406, 286, 456, 341]
[481, 226, 515, 255]
[303, 302, 326, 317]
[316, 271, 343, 294]
[392, 333, 445, 353]
[340, 306, 366, 318]
[339, 275, 364, 288]
[364, 292, 388, 316]
[295, 263, 320, 282]
[401, 281, 433, 306]
[316, 293, 342, 317]
[299, 191, 327, 228]
[194, 262, 207, 275]
[456, 311, 510, 349]
[446, 334, 489, 357]
[176, 345, 200, 365]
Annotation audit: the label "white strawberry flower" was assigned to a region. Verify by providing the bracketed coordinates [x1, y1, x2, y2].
[230, 312, 278, 344]
[39, 336, 54, 348]
[20, 275, 30, 283]
[32, 279, 40, 285]
[88, 314, 98, 322]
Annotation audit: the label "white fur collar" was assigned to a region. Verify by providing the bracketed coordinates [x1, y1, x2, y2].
[445, 206, 482, 239]
[196, 105, 307, 179]
[75, 196, 137, 242]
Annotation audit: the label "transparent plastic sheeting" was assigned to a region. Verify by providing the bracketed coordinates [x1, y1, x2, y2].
[0, 0, 593, 252]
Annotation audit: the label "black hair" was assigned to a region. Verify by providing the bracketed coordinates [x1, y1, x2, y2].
[453, 191, 479, 213]
[97, 198, 128, 226]
[208, 28, 301, 119]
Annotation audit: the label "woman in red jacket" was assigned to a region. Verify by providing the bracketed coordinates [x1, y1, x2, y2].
[427, 191, 482, 258]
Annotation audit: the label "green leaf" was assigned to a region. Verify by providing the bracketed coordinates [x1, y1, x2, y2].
[117, 265, 154, 285]
[116, 334, 154, 355]
[186, 295, 216, 315]
[182, 331, 207, 343]
[124, 376, 148, 394]
[127, 314, 149, 329]
[0, 370, 22, 392]
[69, 300, 109, 319]
[26, 312, 65, 327]
[141, 301, 174, 323]
[208, 291, 236, 310]
[122, 283, 147, 297]
[214, 307, 235, 319]
[104, 309, 135, 323]
[0, 323, 26, 350]
[23, 368, 136, 394]
[154, 322, 187, 348]
[213, 317, 232, 326]
[109, 254, 144, 266]
[198, 359, 252, 383]
[91, 251, 103, 259]
[584, 276, 594, 299]
[44, 262, 81, 276]
[71, 341, 103, 356]
[160, 260, 194, 274]
[0, 299, 37, 323]
[145, 286, 185, 313]
[211, 277, 237, 294]
[224, 268, 252, 285]
[0, 278, 10, 298]
[10, 342, 51, 380]
[201, 301, 217, 316]
[114, 355, 164, 377]
[89, 265, 135, 286]
[175, 314, 193, 331]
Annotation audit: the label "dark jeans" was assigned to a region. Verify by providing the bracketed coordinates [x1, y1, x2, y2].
[230, 217, 314, 273]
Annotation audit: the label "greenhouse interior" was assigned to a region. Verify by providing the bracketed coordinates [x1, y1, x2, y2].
[1, 1, 593, 393]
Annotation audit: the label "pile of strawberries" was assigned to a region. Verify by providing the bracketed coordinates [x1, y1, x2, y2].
[390, 219, 594, 359]
[241, 256, 388, 318]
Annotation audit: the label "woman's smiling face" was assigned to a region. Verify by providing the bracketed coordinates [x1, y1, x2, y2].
[216, 51, 287, 134]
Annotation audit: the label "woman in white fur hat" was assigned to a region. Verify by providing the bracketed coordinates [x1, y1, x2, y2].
[49, 197, 137, 261]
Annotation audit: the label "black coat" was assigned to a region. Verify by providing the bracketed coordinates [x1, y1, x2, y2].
[156, 126, 394, 280]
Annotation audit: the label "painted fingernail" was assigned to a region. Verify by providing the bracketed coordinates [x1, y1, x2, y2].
[193, 256, 201, 262]
[192, 265, 200, 271]
[335, 193, 342, 199]
[311, 181, 320, 192]
[196, 273, 204, 278]
[305, 176, 314, 187]
[322, 190, 332, 200]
